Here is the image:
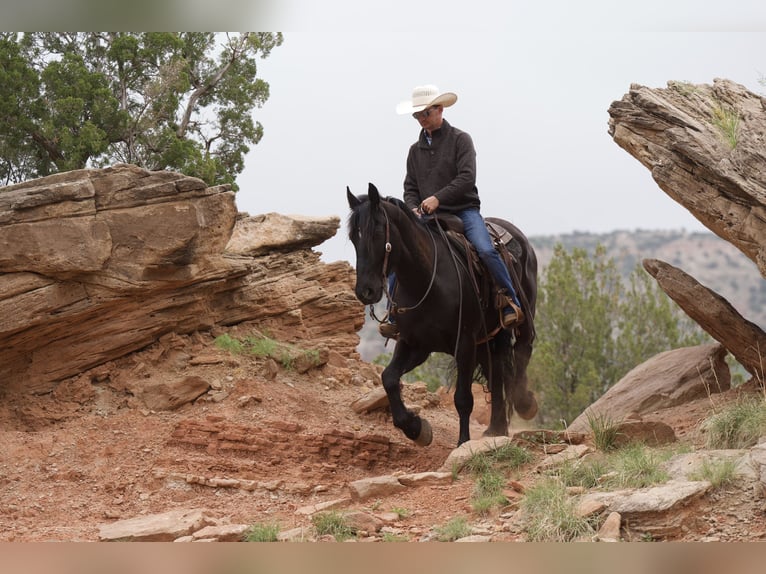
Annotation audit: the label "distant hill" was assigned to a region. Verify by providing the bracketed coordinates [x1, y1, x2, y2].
[531, 229, 766, 330]
[356, 229, 766, 361]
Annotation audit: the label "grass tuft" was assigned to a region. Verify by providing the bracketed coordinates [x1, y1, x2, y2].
[311, 511, 356, 541]
[243, 522, 280, 542]
[434, 516, 472, 541]
[711, 102, 740, 149]
[586, 410, 622, 451]
[701, 396, 766, 449]
[688, 457, 738, 489]
[521, 478, 595, 542]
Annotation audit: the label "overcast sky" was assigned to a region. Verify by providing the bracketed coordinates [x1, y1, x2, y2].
[231, 4, 765, 264]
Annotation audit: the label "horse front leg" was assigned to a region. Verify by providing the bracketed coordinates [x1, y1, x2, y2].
[381, 341, 432, 446]
[453, 345, 477, 446]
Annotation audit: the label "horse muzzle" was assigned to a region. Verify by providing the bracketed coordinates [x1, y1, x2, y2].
[354, 283, 383, 305]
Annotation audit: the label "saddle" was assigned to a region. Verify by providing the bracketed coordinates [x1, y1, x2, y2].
[426, 213, 523, 316]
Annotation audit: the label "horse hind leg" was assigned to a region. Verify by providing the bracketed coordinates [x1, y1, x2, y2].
[509, 332, 538, 420]
[452, 346, 479, 446]
[479, 345, 510, 437]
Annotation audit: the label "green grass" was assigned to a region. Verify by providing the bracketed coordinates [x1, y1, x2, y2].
[471, 470, 508, 515]
[389, 507, 410, 519]
[552, 443, 670, 490]
[555, 457, 608, 489]
[381, 532, 410, 542]
[711, 102, 741, 149]
[311, 511, 356, 541]
[214, 333, 244, 353]
[243, 334, 278, 357]
[462, 443, 533, 514]
[521, 478, 595, 542]
[603, 443, 670, 489]
[243, 522, 280, 542]
[434, 516, 472, 541]
[688, 457, 738, 489]
[214, 332, 322, 371]
[701, 396, 766, 449]
[586, 410, 622, 451]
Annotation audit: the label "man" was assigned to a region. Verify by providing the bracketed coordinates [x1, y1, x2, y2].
[379, 85, 523, 340]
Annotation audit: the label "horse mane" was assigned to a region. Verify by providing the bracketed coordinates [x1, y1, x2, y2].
[346, 193, 421, 244]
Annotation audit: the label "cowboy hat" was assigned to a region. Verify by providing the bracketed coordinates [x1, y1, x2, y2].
[395, 84, 458, 115]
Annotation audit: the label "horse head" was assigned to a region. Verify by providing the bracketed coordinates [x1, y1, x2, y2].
[346, 183, 389, 305]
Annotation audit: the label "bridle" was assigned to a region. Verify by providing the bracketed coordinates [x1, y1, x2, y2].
[372, 202, 439, 319]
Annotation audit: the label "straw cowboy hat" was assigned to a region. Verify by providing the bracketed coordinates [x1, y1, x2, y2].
[395, 84, 458, 115]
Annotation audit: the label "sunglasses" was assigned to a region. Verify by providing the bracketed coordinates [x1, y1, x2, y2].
[412, 106, 439, 120]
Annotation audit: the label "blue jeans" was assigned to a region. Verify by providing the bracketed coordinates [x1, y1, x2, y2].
[457, 208, 521, 307]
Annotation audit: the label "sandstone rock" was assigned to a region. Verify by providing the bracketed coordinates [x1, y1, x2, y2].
[580, 480, 711, 539]
[535, 444, 592, 471]
[342, 510, 384, 534]
[609, 79, 766, 280]
[351, 388, 389, 413]
[611, 420, 677, 447]
[596, 512, 622, 542]
[295, 497, 352, 516]
[749, 441, 766, 497]
[568, 343, 730, 434]
[138, 376, 210, 411]
[348, 475, 407, 501]
[456, 535, 492, 542]
[0, 164, 364, 394]
[191, 523, 250, 542]
[98, 508, 215, 541]
[609, 79, 766, 382]
[643, 259, 766, 380]
[277, 526, 313, 542]
[577, 499, 607, 518]
[664, 450, 755, 482]
[397, 471, 453, 487]
[226, 212, 339, 257]
[438, 436, 515, 473]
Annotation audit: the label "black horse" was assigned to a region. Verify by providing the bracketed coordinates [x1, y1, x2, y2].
[346, 183, 539, 446]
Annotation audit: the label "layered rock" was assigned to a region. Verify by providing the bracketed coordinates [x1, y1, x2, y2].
[0, 163, 364, 394]
[609, 79, 766, 380]
[608, 78, 766, 277]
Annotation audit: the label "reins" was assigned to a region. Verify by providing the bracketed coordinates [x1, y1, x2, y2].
[372, 204, 439, 318]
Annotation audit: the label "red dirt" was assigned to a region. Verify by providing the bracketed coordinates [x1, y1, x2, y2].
[1, 327, 764, 542]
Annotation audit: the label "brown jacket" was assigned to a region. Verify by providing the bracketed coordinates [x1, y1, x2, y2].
[403, 119, 481, 214]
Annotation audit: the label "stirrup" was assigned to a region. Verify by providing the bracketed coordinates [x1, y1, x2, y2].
[500, 299, 524, 328]
[378, 322, 400, 339]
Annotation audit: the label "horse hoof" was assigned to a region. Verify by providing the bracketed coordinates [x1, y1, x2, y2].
[516, 393, 538, 420]
[414, 418, 433, 446]
[482, 426, 508, 438]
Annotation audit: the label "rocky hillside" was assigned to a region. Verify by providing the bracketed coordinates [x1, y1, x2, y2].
[532, 229, 766, 329]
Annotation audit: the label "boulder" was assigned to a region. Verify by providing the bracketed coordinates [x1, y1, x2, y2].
[568, 343, 730, 434]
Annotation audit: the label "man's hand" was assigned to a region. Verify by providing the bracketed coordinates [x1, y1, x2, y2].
[420, 196, 440, 214]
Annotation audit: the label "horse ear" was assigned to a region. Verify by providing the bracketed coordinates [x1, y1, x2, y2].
[346, 186, 361, 209]
[368, 183, 380, 206]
